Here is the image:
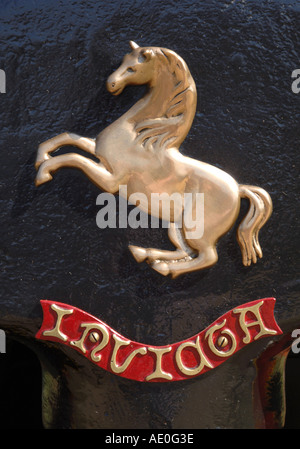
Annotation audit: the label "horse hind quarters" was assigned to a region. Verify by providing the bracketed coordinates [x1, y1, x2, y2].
[129, 184, 272, 277]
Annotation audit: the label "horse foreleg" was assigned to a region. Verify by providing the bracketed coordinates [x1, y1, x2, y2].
[35, 132, 96, 169]
[35, 153, 122, 193]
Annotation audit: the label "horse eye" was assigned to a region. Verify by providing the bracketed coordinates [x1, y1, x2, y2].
[127, 67, 134, 73]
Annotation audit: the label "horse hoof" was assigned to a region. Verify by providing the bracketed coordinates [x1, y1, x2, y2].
[35, 171, 53, 186]
[128, 245, 148, 263]
[151, 261, 170, 276]
[35, 142, 52, 169]
[34, 153, 51, 170]
[35, 154, 50, 170]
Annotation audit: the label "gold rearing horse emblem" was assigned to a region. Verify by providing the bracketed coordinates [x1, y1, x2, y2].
[35, 41, 272, 278]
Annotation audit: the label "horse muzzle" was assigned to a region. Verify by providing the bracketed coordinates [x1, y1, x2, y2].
[106, 77, 124, 96]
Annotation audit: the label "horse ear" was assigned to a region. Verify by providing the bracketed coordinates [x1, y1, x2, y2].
[129, 41, 139, 50]
[141, 49, 154, 61]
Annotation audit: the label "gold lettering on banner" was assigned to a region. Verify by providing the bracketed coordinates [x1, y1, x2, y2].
[70, 323, 110, 362]
[146, 347, 173, 381]
[176, 336, 213, 376]
[205, 319, 237, 358]
[233, 301, 277, 344]
[42, 304, 73, 341]
[111, 334, 147, 374]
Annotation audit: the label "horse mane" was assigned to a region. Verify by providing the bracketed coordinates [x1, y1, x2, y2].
[134, 48, 197, 152]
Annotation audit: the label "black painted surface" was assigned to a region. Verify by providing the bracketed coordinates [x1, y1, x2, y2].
[0, 0, 299, 428]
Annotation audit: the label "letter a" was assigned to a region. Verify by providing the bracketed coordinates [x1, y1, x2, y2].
[96, 193, 116, 228]
[233, 301, 277, 344]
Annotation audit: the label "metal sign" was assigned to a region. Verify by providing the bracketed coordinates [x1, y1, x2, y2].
[33, 42, 278, 382]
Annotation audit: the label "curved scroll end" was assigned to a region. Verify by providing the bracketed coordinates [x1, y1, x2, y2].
[129, 40, 139, 50]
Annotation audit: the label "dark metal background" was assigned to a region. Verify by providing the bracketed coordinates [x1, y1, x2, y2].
[0, 0, 299, 428]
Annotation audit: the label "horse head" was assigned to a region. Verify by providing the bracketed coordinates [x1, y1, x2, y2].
[106, 41, 156, 95]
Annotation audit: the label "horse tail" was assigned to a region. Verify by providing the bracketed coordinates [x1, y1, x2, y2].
[237, 185, 273, 266]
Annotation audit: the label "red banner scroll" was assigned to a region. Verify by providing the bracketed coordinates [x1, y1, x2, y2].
[36, 298, 282, 382]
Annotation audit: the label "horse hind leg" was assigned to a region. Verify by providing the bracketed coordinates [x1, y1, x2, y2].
[153, 243, 218, 279]
[35, 132, 96, 169]
[129, 223, 196, 275]
[152, 195, 219, 277]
